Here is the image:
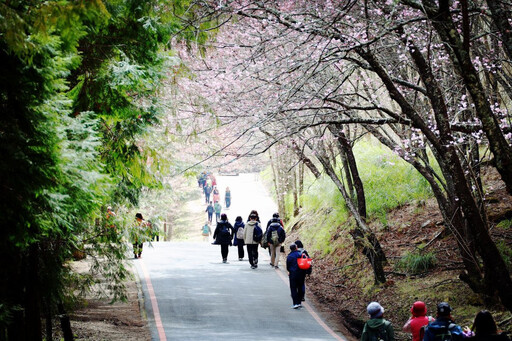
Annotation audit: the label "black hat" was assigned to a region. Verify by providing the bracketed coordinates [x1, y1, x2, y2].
[437, 302, 452, 316]
[221, 213, 227, 221]
[273, 212, 279, 218]
[290, 243, 297, 251]
[135, 213, 143, 220]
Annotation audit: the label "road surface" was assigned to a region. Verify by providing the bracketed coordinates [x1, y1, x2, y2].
[134, 174, 349, 340]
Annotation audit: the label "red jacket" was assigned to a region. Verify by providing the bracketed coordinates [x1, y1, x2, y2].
[403, 316, 434, 341]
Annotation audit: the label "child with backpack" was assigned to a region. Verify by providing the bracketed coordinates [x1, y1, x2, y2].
[402, 301, 434, 341]
[201, 221, 211, 242]
[233, 216, 245, 260]
[361, 302, 395, 341]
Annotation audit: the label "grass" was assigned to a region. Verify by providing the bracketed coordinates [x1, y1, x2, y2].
[395, 251, 437, 275]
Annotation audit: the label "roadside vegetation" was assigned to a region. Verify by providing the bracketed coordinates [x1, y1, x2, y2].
[262, 138, 512, 339]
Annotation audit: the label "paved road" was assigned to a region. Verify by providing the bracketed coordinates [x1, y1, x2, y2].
[134, 242, 348, 341]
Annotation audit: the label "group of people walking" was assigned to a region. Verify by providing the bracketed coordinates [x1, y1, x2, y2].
[361, 301, 510, 340]
[207, 209, 312, 309]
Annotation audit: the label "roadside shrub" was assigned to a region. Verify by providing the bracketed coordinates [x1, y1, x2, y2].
[396, 251, 437, 274]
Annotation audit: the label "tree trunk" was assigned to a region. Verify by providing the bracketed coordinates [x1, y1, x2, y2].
[309, 141, 387, 283]
[58, 303, 74, 341]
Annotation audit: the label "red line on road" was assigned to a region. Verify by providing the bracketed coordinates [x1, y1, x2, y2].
[140, 259, 167, 341]
[274, 268, 347, 341]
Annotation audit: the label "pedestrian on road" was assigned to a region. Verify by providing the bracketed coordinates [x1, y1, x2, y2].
[286, 243, 305, 309]
[131, 213, 150, 259]
[361, 302, 395, 341]
[225, 187, 231, 209]
[243, 213, 261, 269]
[267, 213, 286, 269]
[201, 221, 211, 242]
[233, 216, 245, 260]
[466, 310, 510, 340]
[213, 186, 220, 203]
[402, 301, 434, 341]
[205, 202, 214, 223]
[214, 201, 222, 222]
[204, 185, 212, 204]
[423, 302, 464, 341]
[294, 240, 310, 302]
[213, 213, 233, 263]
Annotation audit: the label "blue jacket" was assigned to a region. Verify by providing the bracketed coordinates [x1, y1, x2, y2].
[286, 250, 303, 277]
[423, 317, 464, 341]
[266, 222, 286, 244]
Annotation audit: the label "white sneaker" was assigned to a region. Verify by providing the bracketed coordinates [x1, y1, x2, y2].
[292, 304, 300, 309]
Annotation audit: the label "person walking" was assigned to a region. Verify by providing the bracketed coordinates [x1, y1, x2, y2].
[205, 202, 214, 223]
[214, 201, 222, 222]
[233, 216, 245, 260]
[131, 213, 150, 259]
[204, 185, 212, 204]
[212, 213, 233, 263]
[294, 240, 310, 302]
[267, 213, 286, 269]
[402, 301, 434, 341]
[466, 310, 510, 340]
[361, 302, 395, 341]
[212, 186, 220, 203]
[243, 213, 261, 269]
[423, 302, 464, 341]
[201, 221, 211, 242]
[225, 187, 231, 209]
[286, 243, 305, 309]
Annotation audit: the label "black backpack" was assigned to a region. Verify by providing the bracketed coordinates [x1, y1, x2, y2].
[219, 224, 230, 238]
[369, 321, 391, 341]
[253, 223, 263, 242]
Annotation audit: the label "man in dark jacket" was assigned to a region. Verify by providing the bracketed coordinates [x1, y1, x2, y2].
[267, 213, 286, 269]
[423, 302, 464, 341]
[213, 213, 233, 263]
[361, 302, 395, 341]
[286, 243, 304, 309]
[205, 202, 214, 223]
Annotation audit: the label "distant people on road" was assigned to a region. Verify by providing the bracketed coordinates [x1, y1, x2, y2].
[466, 310, 510, 340]
[402, 301, 434, 341]
[294, 240, 310, 302]
[361, 302, 395, 341]
[224, 187, 231, 209]
[286, 243, 305, 309]
[205, 202, 214, 223]
[131, 213, 150, 259]
[201, 221, 211, 242]
[214, 201, 222, 222]
[423, 302, 464, 341]
[267, 213, 286, 269]
[233, 216, 245, 260]
[243, 213, 261, 269]
[213, 186, 220, 203]
[213, 213, 233, 263]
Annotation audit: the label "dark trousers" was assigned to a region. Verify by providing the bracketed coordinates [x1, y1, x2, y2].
[207, 212, 213, 222]
[133, 242, 143, 256]
[237, 244, 245, 259]
[205, 193, 210, 203]
[226, 198, 231, 208]
[289, 274, 305, 305]
[215, 213, 221, 222]
[247, 244, 258, 266]
[221, 244, 229, 260]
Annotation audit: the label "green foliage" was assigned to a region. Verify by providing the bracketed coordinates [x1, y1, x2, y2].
[396, 251, 437, 274]
[353, 140, 433, 219]
[0, 0, 214, 337]
[497, 219, 512, 229]
[497, 241, 512, 271]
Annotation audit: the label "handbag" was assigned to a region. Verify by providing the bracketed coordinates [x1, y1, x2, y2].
[297, 253, 312, 270]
